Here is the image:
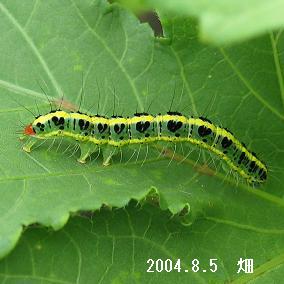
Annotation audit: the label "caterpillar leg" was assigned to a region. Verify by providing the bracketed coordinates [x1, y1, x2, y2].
[77, 142, 98, 164]
[22, 138, 37, 153]
[102, 146, 117, 166]
[19, 135, 27, 141]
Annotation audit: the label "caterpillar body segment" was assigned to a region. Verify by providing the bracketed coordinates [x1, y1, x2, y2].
[23, 110, 267, 185]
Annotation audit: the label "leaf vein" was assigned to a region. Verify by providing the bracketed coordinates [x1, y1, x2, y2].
[270, 32, 284, 111]
[220, 47, 284, 120]
[0, 3, 63, 98]
[70, 0, 143, 110]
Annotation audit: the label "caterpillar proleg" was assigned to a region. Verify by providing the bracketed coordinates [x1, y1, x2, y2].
[22, 109, 267, 185]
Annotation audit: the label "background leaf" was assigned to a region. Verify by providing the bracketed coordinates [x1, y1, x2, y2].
[118, 0, 284, 44]
[0, 0, 284, 282]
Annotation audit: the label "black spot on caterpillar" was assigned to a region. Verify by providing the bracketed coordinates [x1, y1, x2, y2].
[22, 110, 267, 185]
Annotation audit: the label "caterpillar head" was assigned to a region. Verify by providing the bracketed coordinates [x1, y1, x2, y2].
[23, 111, 69, 139]
[23, 113, 58, 139]
[23, 120, 47, 139]
[24, 124, 36, 136]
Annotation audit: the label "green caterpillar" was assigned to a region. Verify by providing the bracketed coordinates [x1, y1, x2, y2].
[22, 109, 267, 185]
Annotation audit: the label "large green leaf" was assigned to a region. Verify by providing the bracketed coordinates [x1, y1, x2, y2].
[0, 0, 201, 257]
[1, 204, 284, 283]
[0, 2, 284, 282]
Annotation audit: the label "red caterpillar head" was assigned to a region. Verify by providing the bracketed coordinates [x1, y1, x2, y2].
[24, 124, 36, 136]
